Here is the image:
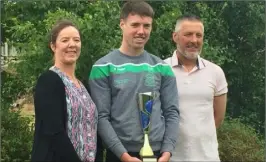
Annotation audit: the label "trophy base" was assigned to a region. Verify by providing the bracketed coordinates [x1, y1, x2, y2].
[141, 156, 157, 162]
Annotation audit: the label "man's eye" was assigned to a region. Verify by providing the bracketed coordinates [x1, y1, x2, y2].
[197, 34, 202, 38]
[144, 25, 151, 28]
[132, 24, 139, 27]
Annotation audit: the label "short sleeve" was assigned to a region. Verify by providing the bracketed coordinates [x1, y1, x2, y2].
[214, 66, 228, 96]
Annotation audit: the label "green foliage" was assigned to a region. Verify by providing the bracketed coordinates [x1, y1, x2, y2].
[220, 2, 265, 134]
[217, 118, 264, 161]
[1, 71, 25, 103]
[1, 103, 33, 162]
[76, 1, 121, 80]
[148, 1, 183, 59]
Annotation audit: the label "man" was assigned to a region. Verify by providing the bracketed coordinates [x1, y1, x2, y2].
[89, 1, 179, 162]
[164, 14, 228, 161]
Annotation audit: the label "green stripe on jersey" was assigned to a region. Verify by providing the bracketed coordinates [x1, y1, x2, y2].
[89, 63, 174, 79]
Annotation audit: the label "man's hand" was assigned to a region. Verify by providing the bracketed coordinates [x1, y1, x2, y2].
[120, 152, 142, 162]
[158, 152, 171, 162]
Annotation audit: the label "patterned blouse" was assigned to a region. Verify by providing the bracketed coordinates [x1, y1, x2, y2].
[50, 66, 98, 162]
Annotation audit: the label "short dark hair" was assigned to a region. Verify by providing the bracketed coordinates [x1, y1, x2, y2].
[49, 19, 80, 45]
[120, 1, 154, 20]
[174, 14, 203, 32]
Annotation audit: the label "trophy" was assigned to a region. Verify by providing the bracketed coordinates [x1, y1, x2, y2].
[138, 92, 157, 162]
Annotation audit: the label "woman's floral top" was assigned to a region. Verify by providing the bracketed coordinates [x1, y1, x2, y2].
[50, 66, 98, 162]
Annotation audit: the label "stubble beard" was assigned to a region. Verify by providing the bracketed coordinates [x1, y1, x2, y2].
[176, 43, 201, 60]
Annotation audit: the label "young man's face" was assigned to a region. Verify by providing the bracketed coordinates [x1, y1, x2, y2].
[173, 20, 204, 60]
[120, 13, 152, 50]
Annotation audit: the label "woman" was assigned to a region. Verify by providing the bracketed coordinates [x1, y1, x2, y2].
[31, 20, 97, 162]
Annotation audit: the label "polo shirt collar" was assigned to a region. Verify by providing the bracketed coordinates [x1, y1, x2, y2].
[170, 50, 206, 70]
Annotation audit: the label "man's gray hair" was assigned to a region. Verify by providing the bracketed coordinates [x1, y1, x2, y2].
[174, 14, 204, 32]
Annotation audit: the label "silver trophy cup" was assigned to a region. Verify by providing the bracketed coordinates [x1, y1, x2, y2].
[138, 92, 157, 162]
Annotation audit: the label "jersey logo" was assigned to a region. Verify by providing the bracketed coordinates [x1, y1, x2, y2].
[144, 73, 156, 87]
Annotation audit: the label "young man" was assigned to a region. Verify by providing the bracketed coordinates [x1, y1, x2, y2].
[164, 14, 228, 161]
[89, 1, 179, 162]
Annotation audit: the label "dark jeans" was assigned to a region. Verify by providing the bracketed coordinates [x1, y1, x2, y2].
[105, 149, 161, 162]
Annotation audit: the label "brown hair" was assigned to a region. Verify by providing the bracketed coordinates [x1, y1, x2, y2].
[49, 19, 80, 45]
[120, 1, 154, 20]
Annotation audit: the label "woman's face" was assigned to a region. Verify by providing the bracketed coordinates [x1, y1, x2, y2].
[50, 26, 81, 65]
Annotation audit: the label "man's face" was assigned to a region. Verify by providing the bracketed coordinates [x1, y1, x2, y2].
[173, 20, 204, 60]
[120, 13, 152, 50]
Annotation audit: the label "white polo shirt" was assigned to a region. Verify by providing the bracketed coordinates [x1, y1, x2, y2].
[164, 51, 228, 161]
